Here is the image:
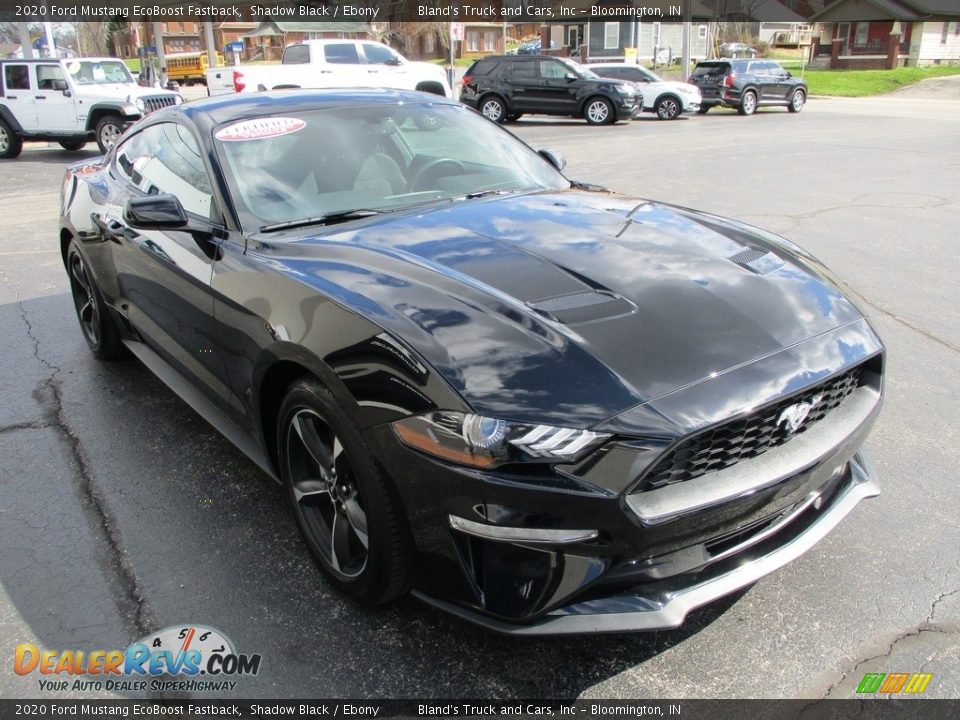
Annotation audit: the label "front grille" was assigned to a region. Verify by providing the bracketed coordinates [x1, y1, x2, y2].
[641, 366, 863, 490]
[142, 95, 178, 114]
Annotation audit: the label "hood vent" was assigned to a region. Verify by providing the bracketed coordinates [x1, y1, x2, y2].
[728, 247, 784, 275]
[527, 291, 636, 325]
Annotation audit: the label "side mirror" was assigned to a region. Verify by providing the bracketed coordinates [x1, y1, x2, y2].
[784, 71, 792, 78]
[385, 55, 403, 66]
[53, 79, 70, 93]
[124, 194, 189, 229]
[538, 148, 566, 171]
[564, 72, 577, 82]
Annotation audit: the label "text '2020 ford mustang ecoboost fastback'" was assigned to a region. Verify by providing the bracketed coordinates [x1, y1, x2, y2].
[59, 90, 883, 634]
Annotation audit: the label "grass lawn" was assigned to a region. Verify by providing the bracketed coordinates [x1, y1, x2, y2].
[780, 65, 960, 96]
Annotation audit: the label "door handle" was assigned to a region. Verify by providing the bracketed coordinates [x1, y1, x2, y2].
[92, 214, 138, 242]
[35, 95, 47, 100]
[6, 95, 16, 100]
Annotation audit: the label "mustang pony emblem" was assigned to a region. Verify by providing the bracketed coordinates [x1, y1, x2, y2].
[777, 394, 823, 434]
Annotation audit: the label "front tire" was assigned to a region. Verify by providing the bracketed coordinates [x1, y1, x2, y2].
[655, 96, 681, 120]
[66, 242, 123, 360]
[95, 115, 125, 154]
[788, 89, 806, 113]
[0, 118, 23, 159]
[278, 379, 409, 605]
[59, 139, 87, 152]
[479, 95, 507, 124]
[738, 90, 758, 116]
[584, 96, 614, 125]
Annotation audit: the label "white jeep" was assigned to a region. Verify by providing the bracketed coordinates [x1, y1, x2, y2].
[0, 57, 182, 158]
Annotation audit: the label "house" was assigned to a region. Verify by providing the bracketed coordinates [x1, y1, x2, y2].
[243, 21, 371, 62]
[541, 1, 714, 64]
[810, 0, 960, 68]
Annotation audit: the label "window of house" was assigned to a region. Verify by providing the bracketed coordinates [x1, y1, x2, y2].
[483, 31, 498, 52]
[424, 33, 435, 53]
[4, 64, 29, 90]
[941, 22, 950, 43]
[699, 25, 708, 40]
[855, 23, 868, 46]
[466, 31, 480, 53]
[604, 22, 620, 50]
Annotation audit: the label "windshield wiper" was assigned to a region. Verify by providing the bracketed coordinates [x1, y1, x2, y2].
[462, 189, 520, 200]
[259, 209, 383, 233]
[570, 180, 609, 192]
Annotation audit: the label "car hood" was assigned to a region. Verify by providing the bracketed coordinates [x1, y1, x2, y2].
[270, 191, 868, 428]
[78, 84, 178, 101]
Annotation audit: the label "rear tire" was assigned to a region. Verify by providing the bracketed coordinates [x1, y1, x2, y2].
[0, 119, 23, 159]
[788, 89, 806, 113]
[479, 95, 507, 124]
[584, 96, 614, 125]
[59, 139, 87, 152]
[278, 379, 410, 606]
[506, 113, 524, 122]
[738, 90, 757, 116]
[66, 241, 123, 360]
[697, 105, 711, 115]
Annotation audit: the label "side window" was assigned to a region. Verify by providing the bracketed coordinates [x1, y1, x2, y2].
[362, 43, 396, 65]
[36, 64, 66, 91]
[539, 61, 568, 79]
[508, 60, 536, 80]
[115, 123, 214, 220]
[323, 43, 360, 65]
[282, 45, 310, 65]
[4, 64, 30, 91]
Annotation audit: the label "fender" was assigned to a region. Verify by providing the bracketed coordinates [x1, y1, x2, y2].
[84, 101, 140, 131]
[0, 104, 23, 133]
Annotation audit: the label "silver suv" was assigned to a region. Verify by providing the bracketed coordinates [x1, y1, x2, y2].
[0, 57, 182, 158]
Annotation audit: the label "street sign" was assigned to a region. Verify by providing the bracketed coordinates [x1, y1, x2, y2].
[226, 42, 244, 53]
[451, 23, 465, 42]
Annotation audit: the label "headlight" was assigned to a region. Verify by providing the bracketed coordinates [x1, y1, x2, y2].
[135, 97, 146, 112]
[174, 94, 184, 105]
[393, 411, 610, 469]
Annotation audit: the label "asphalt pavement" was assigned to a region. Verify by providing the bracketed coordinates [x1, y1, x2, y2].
[0, 93, 957, 700]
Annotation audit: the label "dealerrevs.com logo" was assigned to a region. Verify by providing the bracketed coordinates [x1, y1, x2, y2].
[15, 625, 262, 693]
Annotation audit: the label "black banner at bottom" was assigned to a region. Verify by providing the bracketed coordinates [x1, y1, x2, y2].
[1, 700, 959, 720]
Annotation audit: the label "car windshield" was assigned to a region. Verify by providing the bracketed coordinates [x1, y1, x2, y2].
[214, 103, 569, 234]
[65, 60, 134, 85]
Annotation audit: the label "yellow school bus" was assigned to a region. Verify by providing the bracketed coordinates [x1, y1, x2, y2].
[165, 52, 225, 85]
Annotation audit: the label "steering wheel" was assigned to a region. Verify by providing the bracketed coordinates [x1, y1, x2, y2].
[409, 158, 466, 192]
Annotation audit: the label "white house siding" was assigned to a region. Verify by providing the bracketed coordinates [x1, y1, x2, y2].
[635, 22, 709, 63]
[914, 21, 960, 65]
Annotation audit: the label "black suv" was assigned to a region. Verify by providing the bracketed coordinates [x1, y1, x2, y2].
[690, 59, 807, 115]
[460, 55, 640, 125]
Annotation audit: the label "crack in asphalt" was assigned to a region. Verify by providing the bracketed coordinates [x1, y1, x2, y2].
[0, 420, 52, 434]
[17, 298, 156, 644]
[816, 586, 960, 699]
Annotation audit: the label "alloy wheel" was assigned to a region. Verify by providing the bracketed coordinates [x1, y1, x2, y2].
[286, 409, 369, 578]
[0, 126, 8, 154]
[99, 122, 122, 150]
[68, 251, 100, 345]
[657, 98, 680, 120]
[586, 99, 610, 124]
[481, 98, 504, 122]
[741, 92, 757, 115]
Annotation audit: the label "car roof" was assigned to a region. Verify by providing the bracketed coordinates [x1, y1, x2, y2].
[174, 88, 460, 129]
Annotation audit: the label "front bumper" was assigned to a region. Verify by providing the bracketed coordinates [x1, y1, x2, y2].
[414, 451, 878, 634]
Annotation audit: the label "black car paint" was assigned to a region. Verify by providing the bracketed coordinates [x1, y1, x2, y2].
[60, 90, 882, 632]
[460, 55, 639, 122]
[691, 59, 807, 112]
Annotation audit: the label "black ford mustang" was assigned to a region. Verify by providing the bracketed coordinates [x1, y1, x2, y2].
[59, 89, 883, 634]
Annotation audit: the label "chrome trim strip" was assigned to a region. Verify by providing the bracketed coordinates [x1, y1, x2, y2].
[448, 515, 599, 544]
[626, 386, 879, 524]
[419, 452, 878, 635]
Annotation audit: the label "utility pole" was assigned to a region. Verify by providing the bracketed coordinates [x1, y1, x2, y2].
[43, 21, 56, 58]
[18, 22, 34, 59]
[152, 21, 167, 87]
[204, 21, 218, 69]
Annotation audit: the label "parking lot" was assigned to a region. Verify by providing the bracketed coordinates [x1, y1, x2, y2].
[1, 94, 958, 699]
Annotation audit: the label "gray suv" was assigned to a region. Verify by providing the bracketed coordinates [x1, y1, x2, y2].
[690, 59, 807, 116]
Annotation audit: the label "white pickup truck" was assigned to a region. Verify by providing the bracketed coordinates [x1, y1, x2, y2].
[207, 40, 452, 98]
